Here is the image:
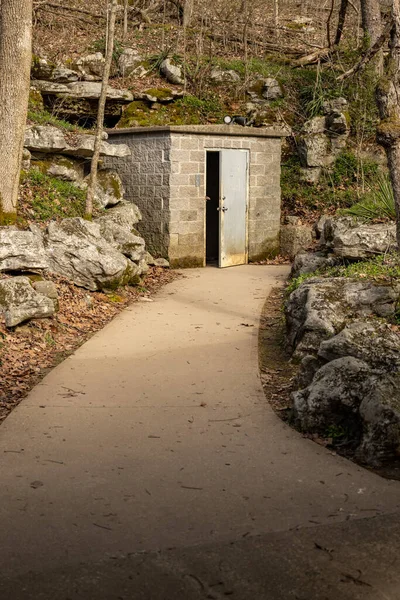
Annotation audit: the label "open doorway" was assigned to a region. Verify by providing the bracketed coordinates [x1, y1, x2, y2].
[206, 151, 220, 264]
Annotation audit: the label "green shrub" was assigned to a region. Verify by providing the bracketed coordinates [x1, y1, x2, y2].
[342, 173, 395, 221]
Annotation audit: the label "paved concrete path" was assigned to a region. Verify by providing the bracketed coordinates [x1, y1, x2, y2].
[1, 266, 400, 598]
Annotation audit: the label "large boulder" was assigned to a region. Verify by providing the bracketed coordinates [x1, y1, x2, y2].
[290, 251, 337, 279]
[0, 276, 55, 327]
[358, 373, 400, 465]
[293, 356, 371, 431]
[0, 227, 48, 272]
[85, 169, 125, 208]
[118, 48, 144, 77]
[95, 201, 141, 229]
[293, 356, 400, 467]
[32, 80, 133, 124]
[285, 277, 400, 357]
[323, 217, 397, 259]
[33, 155, 86, 184]
[210, 67, 240, 84]
[96, 214, 146, 263]
[24, 126, 130, 158]
[44, 218, 140, 291]
[247, 78, 283, 103]
[318, 320, 400, 371]
[73, 53, 105, 81]
[160, 59, 184, 85]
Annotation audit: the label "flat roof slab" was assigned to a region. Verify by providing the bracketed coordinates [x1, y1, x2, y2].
[107, 124, 289, 138]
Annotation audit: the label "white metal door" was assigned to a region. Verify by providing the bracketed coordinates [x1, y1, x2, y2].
[219, 149, 249, 268]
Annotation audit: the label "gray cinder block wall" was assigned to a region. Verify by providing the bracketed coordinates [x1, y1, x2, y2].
[105, 125, 286, 267]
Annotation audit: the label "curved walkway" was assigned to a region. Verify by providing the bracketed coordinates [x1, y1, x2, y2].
[1, 266, 400, 596]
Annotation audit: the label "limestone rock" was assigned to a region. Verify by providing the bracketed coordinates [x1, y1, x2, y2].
[86, 169, 125, 208]
[74, 53, 105, 81]
[44, 218, 138, 291]
[210, 67, 241, 84]
[323, 217, 397, 259]
[247, 78, 283, 103]
[50, 66, 79, 83]
[31, 56, 54, 80]
[292, 356, 371, 431]
[0, 227, 48, 272]
[160, 59, 184, 85]
[290, 251, 337, 279]
[32, 280, 59, 310]
[285, 277, 400, 357]
[144, 251, 155, 265]
[0, 276, 55, 328]
[33, 80, 133, 102]
[96, 202, 141, 229]
[358, 373, 400, 465]
[280, 223, 312, 259]
[22, 149, 31, 171]
[97, 216, 146, 263]
[152, 258, 170, 268]
[118, 48, 144, 77]
[318, 320, 400, 371]
[41, 155, 86, 184]
[24, 126, 130, 158]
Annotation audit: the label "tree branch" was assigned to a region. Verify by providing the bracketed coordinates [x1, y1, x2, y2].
[337, 17, 393, 81]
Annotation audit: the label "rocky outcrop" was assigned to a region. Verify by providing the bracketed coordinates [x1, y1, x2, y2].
[290, 251, 338, 279]
[210, 67, 240, 84]
[285, 277, 400, 358]
[86, 169, 125, 208]
[73, 53, 105, 81]
[118, 48, 145, 77]
[298, 97, 349, 183]
[0, 227, 48, 272]
[43, 218, 142, 291]
[96, 203, 146, 263]
[24, 125, 130, 158]
[0, 277, 55, 327]
[287, 275, 400, 465]
[32, 80, 133, 125]
[247, 78, 283, 103]
[160, 59, 184, 85]
[323, 217, 397, 259]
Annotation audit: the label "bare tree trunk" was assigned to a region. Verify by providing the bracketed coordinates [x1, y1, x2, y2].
[123, 0, 128, 39]
[183, 0, 194, 28]
[274, 0, 279, 41]
[334, 0, 349, 46]
[361, 0, 383, 72]
[86, 0, 117, 219]
[376, 1, 400, 247]
[0, 0, 32, 223]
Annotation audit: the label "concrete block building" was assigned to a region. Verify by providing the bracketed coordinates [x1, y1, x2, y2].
[106, 125, 287, 268]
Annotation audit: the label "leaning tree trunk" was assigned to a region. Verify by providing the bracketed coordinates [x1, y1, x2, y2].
[361, 0, 383, 73]
[376, 1, 400, 247]
[334, 0, 349, 47]
[0, 0, 32, 224]
[86, 0, 118, 219]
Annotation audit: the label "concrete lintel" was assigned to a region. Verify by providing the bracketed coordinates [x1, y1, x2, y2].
[107, 124, 290, 139]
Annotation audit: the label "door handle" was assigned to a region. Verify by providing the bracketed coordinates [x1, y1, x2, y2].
[217, 206, 228, 212]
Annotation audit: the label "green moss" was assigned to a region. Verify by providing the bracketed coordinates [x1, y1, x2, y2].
[98, 170, 122, 199]
[28, 89, 44, 112]
[143, 87, 174, 100]
[117, 94, 224, 128]
[0, 211, 17, 226]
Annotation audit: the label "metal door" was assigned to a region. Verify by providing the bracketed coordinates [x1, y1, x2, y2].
[219, 149, 249, 268]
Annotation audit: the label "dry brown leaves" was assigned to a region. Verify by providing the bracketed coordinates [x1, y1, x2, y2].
[0, 268, 179, 423]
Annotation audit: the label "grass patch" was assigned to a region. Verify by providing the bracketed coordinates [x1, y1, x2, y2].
[325, 254, 400, 282]
[19, 169, 87, 222]
[27, 109, 83, 132]
[282, 151, 380, 217]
